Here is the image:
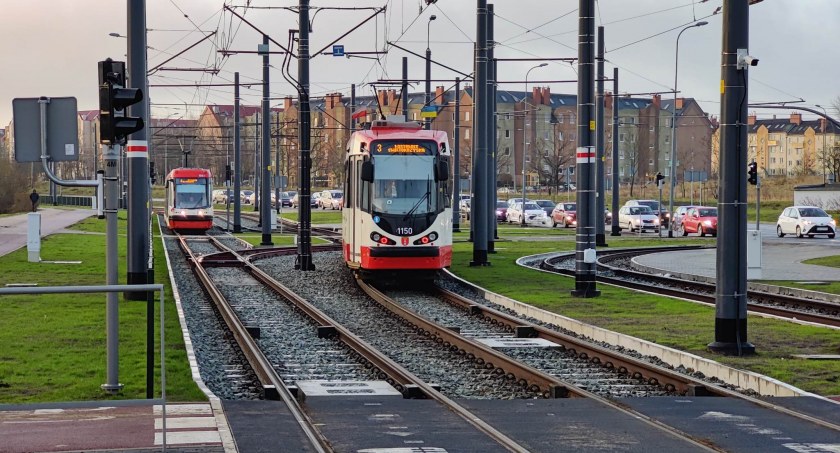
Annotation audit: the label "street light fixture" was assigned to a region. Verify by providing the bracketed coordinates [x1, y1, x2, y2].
[667, 21, 707, 237]
[424, 15, 437, 130]
[521, 62, 548, 227]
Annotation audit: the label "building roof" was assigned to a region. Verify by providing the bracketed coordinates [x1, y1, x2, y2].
[78, 110, 100, 121]
[749, 118, 795, 133]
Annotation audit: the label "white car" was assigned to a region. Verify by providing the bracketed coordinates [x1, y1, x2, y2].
[776, 206, 836, 239]
[506, 201, 549, 226]
[618, 205, 661, 233]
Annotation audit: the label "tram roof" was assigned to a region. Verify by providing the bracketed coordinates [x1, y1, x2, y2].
[166, 167, 212, 179]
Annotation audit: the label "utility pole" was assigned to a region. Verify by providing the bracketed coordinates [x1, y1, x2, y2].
[710, 1, 755, 355]
[260, 34, 273, 245]
[595, 25, 606, 246]
[611, 67, 621, 236]
[572, 0, 599, 297]
[126, 0, 150, 300]
[453, 77, 461, 232]
[296, 0, 315, 271]
[486, 3, 495, 253]
[402, 57, 409, 120]
[233, 72, 242, 233]
[470, 0, 489, 266]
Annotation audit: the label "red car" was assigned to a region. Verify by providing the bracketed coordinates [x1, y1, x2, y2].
[551, 202, 577, 228]
[495, 201, 508, 222]
[679, 206, 718, 237]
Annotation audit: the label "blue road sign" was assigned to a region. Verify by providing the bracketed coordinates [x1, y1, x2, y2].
[332, 45, 344, 57]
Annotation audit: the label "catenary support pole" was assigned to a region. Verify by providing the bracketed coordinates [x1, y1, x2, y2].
[453, 77, 461, 232]
[573, 0, 599, 297]
[296, 0, 315, 270]
[233, 72, 242, 233]
[595, 25, 606, 246]
[611, 67, 621, 236]
[486, 4, 496, 252]
[710, 1, 754, 355]
[260, 35, 273, 245]
[402, 57, 409, 120]
[470, 0, 489, 266]
[126, 0, 150, 300]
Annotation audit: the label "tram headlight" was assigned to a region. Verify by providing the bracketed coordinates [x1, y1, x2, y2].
[372, 233, 381, 242]
[428, 232, 437, 241]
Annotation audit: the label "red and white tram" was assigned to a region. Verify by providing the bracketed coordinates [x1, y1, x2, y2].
[342, 120, 452, 275]
[164, 168, 214, 231]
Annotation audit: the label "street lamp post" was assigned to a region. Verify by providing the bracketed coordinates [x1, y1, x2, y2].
[425, 15, 437, 131]
[521, 63, 547, 227]
[816, 104, 828, 184]
[667, 21, 707, 237]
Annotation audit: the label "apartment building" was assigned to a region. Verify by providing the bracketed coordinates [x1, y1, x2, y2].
[748, 113, 840, 178]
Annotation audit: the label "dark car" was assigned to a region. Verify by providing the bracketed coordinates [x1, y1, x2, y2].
[278, 191, 295, 207]
[495, 201, 508, 222]
[551, 202, 577, 228]
[679, 206, 718, 237]
[533, 199, 555, 217]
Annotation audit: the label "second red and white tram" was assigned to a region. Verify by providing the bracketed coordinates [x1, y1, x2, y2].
[342, 120, 452, 275]
[164, 167, 214, 231]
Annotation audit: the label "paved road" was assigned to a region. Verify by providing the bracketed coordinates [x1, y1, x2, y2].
[0, 208, 94, 258]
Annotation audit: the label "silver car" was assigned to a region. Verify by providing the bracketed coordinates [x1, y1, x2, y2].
[618, 205, 661, 233]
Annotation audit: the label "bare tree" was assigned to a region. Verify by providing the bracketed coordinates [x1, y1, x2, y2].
[532, 133, 574, 194]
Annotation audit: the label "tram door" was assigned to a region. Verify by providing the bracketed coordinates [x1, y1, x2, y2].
[351, 156, 363, 264]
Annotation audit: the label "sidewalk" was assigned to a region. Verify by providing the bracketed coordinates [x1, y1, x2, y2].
[0, 208, 95, 258]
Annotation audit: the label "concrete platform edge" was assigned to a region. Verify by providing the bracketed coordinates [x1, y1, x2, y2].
[445, 258, 822, 399]
[158, 220, 238, 453]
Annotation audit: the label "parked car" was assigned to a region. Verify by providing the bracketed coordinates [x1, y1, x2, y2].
[291, 192, 320, 208]
[507, 201, 549, 226]
[533, 199, 555, 216]
[551, 202, 577, 228]
[507, 197, 531, 208]
[319, 189, 344, 210]
[460, 197, 472, 220]
[776, 206, 836, 238]
[624, 199, 670, 227]
[618, 205, 660, 233]
[672, 205, 698, 232]
[495, 201, 508, 222]
[212, 189, 235, 204]
[277, 191, 295, 207]
[240, 190, 254, 204]
[679, 206, 718, 237]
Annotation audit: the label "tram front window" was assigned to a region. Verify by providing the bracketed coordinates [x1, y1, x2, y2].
[175, 178, 210, 209]
[372, 155, 436, 215]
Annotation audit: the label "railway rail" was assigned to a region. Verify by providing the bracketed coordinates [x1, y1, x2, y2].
[538, 246, 840, 329]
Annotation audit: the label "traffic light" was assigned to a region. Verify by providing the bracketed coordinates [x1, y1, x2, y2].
[655, 172, 664, 188]
[747, 161, 758, 185]
[225, 164, 232, 183]
[149, 161, 157, 185]
[98, 58, 144, 145]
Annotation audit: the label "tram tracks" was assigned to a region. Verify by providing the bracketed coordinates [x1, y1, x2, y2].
[537, 246, 840, 329]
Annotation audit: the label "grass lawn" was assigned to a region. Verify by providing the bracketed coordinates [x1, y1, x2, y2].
[0, 214, 205, 403]
[449, 235, 840, 396]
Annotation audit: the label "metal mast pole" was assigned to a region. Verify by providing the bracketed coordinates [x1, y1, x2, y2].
[470, 0, 489, 266]
[453, 77, 461, 232]
[610, 67, 621, 236]
[351, 84, 356, 130]
[233, 72, 242, 233]
[573, 0, 599, 297]
[402, 57, 409, 120]
[126, 0, 150, 299]
[260, 35, 273, 245]
[296, 0, 315, 270]
[595, 25, 606, 246]
[486, 3, 495, 252]
[710, 2, 754, 355]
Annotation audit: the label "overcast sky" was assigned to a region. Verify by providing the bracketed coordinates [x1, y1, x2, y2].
[1, 0, 838, 126]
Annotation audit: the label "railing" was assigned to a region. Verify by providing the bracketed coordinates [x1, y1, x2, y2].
[0, 284, 169, 450]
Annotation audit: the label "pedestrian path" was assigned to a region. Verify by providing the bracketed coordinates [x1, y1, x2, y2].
[0, 208, 94, 258]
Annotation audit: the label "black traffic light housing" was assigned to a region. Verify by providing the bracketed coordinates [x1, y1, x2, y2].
[225, 164, 232, 183]
[149, 161, 157, 185]
[747, 161, 758, 185]
[99, 58, 144, 145]
[655, 172, 665, 187]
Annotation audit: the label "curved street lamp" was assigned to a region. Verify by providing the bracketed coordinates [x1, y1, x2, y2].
[667, 21, 707, 237]
[521, 63, 548, 226]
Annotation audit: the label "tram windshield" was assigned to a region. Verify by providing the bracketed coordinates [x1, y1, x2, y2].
[370, 141, 438, 216]
[174, 177, 210, 209]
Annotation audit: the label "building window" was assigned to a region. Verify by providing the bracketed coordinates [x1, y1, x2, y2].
[570, 114, 576, 123]
[649, 159, 654, 166]
[505, 129, 510, 138]
[619, 133, 625, 142]
[465, 111, 471, 121]
[558, 114, 564, 123]
[664, 135, 670, 144]
[504, 147, 510, 156]
[557, 132, 563, 141]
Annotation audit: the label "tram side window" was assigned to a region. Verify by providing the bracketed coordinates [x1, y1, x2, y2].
[175, 181, 209, 209]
